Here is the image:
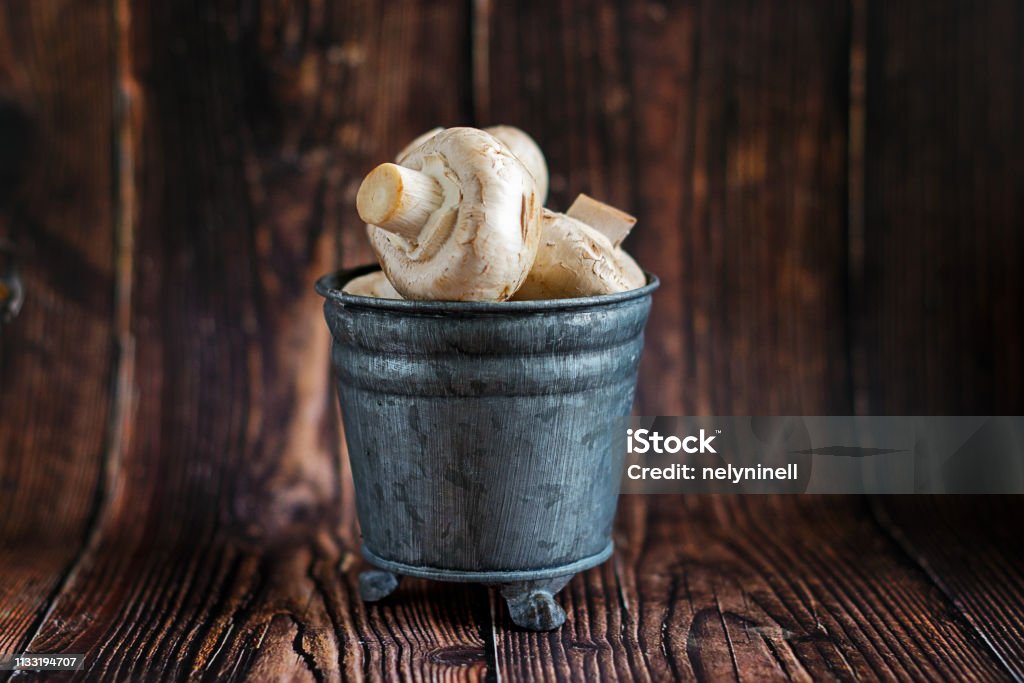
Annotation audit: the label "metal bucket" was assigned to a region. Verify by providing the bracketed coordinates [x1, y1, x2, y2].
[316, 265, 658, 630]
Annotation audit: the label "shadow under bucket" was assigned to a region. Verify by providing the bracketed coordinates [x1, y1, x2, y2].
[317, 265, 658, 630]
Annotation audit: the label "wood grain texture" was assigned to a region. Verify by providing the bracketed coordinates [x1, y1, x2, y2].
[858, 5, 1024, 676]
[486, 495, 1012, 682]
[478, 0, 852, 418]
[476, 1, 1015, 681]
[873, 497, 1024, 681]
[12, 1, 488, 680]
[0, 0, 115, 657]
[860, 0, 1024, 414]
[0, 0, 1023, 680]
[671, 0, 853, 416]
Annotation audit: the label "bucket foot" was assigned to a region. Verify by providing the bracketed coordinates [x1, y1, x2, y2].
[359, 570, 400, 602]
[500, 575, 572, 631]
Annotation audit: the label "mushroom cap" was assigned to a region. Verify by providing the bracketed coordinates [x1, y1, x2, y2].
[513, 209, 646, 300]
[342, 270, 403, 299]
[368, 127, 542, 301]
[395, 125, 549, 204]
[616, 248, 646, 289]
[483, 126, 549, 204]
[396, 127, 444, 162]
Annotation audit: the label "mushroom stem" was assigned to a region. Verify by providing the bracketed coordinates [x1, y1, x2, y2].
[566, 193, 637, 247]
[356, 162, 444, 240]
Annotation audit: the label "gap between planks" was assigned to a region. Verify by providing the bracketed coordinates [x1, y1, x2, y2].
[868, 498, 1021, 682]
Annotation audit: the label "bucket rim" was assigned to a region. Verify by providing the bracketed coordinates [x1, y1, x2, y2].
[316, 264, 660, 313]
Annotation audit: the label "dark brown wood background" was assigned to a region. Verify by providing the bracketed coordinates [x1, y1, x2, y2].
[1, 1, 1022, 680]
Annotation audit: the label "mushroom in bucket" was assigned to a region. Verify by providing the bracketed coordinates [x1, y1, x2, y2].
[321, 126, 656, 631]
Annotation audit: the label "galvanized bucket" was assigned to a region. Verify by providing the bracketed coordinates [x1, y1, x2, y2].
[316, 265, 658, 630]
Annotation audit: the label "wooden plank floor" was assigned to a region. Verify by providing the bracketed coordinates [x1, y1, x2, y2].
[1, 1, 1023, 680]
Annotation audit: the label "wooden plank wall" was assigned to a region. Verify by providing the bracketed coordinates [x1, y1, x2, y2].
[0, 0, 116, 657]
[864, 2, 1024, 677]
[0, 0, 1021, 680]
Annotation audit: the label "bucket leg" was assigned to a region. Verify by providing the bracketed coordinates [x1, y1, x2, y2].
[359, 570, 401, 602]
[499, 575, 572, 631]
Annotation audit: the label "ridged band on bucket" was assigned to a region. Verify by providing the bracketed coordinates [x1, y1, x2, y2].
[361, 540, 614, 583]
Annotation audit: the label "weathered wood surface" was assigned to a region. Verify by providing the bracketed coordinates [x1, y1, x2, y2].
[4, 0, 488, 680]
[480, 494, 1014, 682]
[860, 0, 1024, 415]
[0, 0, 1022, 681]
[0, 0, 116, 659]
[476, 3, 1019, 680]
[862, 3, 1024, 678]
[873, 497, 1024, 681]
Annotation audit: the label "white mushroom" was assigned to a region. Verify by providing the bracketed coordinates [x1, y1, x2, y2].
[513, 195, 646, 300]
[396, 127, 444, 162]
[482, 126, 549, 204]
[394, 125, 549, 204]
[357, 127, 542, 301]
[342, 271, 403, 299]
